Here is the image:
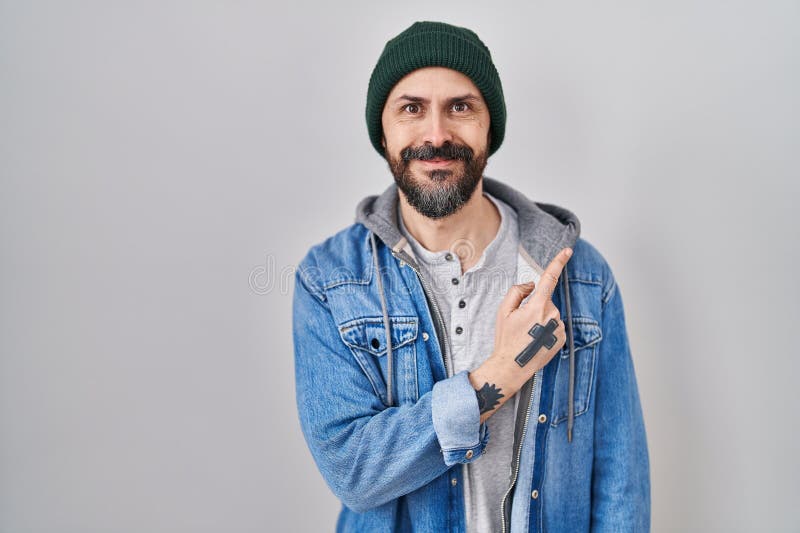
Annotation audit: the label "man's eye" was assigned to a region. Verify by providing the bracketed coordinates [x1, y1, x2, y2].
[403, 103, 421, 114]
[452, 102, 470, 112]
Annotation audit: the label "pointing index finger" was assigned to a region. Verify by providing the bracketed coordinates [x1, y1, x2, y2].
[532, 247, 573, 303]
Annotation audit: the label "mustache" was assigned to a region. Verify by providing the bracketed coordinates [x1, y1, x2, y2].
[400, 142, 474, 162]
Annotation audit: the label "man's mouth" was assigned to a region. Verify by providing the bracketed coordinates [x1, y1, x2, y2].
[418, 158, 456, 166]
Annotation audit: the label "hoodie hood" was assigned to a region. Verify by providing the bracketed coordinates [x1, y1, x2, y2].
[355, 175, 581, 442]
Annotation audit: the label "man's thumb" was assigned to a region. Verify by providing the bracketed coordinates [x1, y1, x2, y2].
[497, 282, 535, 317]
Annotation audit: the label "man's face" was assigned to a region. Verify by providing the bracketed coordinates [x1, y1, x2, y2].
[381, 66, 491, 219]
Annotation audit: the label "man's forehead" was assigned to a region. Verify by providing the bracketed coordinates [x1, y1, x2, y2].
[386, 66, 483, 100]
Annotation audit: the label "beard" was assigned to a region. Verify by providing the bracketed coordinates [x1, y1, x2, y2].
[386, 141, 488, 219]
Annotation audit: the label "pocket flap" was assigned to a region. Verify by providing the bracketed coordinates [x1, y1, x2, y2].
[339, 316, 418, 357]
[560, 316, 602, 357]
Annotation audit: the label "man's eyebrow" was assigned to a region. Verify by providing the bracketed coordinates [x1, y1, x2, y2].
[391, 93, 482, 105]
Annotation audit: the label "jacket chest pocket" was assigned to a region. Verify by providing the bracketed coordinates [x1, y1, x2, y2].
[551, 316, 602, 426]
[338, 316, 419, 406]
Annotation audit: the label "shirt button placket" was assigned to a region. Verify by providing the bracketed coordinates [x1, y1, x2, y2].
[449, 252, 466, 349]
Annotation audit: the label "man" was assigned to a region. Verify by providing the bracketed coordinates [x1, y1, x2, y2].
[292, 20, 650, 533]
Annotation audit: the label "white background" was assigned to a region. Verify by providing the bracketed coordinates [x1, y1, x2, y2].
[2, 1, 798, 531]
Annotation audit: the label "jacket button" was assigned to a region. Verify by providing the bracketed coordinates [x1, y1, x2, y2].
[445, 252, 454, 261]
[538, 414, 547, 423]
[451, 478, 458, 486]
[455, 326, 463, 335]
[465, 450, 474, 460]
[451, 278, 459, 285]
[371, 338, 380, 349]
[399, 260, 406, 268]
[458, 299, 466, 308]
[531, 489, 539, 499]
[422, 332, 429, 341]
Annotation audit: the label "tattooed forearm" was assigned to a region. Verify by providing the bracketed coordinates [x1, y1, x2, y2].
[476, 382, 504, 414]
[515, 318, 559, 367]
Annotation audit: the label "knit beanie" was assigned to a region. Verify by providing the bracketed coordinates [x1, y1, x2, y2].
[366, 21, 506, 158]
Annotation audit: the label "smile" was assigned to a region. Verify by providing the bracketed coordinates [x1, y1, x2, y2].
[418, 158, 457, 167]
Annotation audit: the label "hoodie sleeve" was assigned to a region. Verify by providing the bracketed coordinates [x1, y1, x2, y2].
[590, 275, 651, 532]
[292, 268, 489, 513]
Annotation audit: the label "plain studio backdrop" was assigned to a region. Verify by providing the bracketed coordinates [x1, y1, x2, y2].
[1, 1, 798, 532]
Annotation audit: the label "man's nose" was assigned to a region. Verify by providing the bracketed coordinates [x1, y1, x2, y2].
[420, 110, 454, 148]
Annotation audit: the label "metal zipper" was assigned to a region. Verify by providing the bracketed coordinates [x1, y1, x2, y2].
[499, 370, 538, 533]
[391, 250, 452, 376]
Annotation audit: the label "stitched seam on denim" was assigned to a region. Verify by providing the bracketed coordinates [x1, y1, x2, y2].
[323, 277, 371, 290]
[320, 232, 377, 290]
[558, 318, 602, 358]
[402, 344, 417, 403]
[344, 346, 386, 403]
[440, 440, 482, 453]
[340, 316, 418, 330]
[567, 277, 603, 287]
[601, 277, 617, 307]
[296, 269, 326, 302]
[551, 344, 597, 426]
[537, 423, 548, 533]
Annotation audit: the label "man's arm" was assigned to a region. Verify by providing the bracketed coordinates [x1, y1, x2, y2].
[590, 277, 651, 531]
[292, 268, 488, 513]
[468, 248, 574, 424]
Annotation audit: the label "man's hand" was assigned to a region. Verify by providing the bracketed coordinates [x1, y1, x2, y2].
[469, 247, 573, 422]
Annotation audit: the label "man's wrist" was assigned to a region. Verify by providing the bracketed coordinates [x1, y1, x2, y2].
[469, 354, 529, 421]
[471, 353, 526, 393]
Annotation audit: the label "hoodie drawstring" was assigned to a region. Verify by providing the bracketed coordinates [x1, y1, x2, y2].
[562, 264, 576, 443]
[370, 231, 394, 407]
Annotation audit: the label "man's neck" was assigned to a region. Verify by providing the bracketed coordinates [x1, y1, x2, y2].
[399, 179, 501, 273]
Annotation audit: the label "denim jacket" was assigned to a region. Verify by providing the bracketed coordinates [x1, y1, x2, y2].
[292, 177, 650, 532]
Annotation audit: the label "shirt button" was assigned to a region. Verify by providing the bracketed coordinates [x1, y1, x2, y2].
[451, 478, 458, 487]
[531, 489, 539, 499]
[422, 332, 429, 341]
[465, 450, 474, 459]
[455, 326, 463, 335]
[538, 414, 547, 423]
[451, 278, 459, 285]
[458, 299, 466, 308]
[399, 260, 406, 268]
[445, 252, 454, 261]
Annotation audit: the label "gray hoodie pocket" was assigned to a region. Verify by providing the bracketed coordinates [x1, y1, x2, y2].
[551, 316, 602, 426]
[339, 316, 419, 406]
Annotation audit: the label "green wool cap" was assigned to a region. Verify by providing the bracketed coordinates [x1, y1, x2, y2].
[366, 21, 506, 158]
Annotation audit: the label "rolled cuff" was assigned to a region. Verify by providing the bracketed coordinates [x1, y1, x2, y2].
[431, 370, 490, 466]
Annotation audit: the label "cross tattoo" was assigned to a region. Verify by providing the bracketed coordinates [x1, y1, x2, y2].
[514, 318, 559, 367]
